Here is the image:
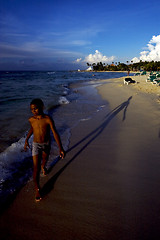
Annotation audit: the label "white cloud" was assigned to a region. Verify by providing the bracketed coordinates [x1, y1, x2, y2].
[76, 58, 82, 62]
[132, 35, 160, 63]
[76, 50, 115, 64]
[131, 57, 139, 63]
[71, 40, 91, 46]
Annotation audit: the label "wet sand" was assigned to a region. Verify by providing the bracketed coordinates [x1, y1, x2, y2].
[1, 74, 160, 240]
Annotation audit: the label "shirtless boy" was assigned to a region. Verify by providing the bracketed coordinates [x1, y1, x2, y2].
[24, 98, 65, 202]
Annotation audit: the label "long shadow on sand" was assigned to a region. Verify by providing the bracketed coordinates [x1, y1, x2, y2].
[41, 96, 132, 197]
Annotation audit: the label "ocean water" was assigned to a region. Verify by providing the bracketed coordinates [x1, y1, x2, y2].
[0, 70, 128, 209]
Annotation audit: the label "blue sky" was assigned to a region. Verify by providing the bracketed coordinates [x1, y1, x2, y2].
[0, 0, 160, 70]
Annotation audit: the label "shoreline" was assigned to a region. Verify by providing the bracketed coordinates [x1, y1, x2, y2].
[1, 75, 160, 239]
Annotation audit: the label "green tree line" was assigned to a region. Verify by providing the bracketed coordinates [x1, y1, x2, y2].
[87, 61, 160, 71]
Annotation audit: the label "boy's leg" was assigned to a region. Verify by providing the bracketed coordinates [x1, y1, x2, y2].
[32, 154, 42, 200]
[41, 151, 49, 175]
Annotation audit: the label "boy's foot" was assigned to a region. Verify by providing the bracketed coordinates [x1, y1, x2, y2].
[35, 189, 42, 202]
[41, 167, 48, 176]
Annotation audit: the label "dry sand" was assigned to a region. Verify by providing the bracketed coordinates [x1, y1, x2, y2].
[1, 74, 160, 240]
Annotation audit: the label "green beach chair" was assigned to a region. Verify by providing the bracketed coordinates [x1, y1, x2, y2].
[153, 78, 160, 85]
[146, 75, 157, 82]
[141, 71, 146, 75]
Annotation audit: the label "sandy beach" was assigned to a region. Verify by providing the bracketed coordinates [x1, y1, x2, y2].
[1, 74, 160, 240]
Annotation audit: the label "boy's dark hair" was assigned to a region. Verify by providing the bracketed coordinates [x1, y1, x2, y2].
[30, 98, 44, 109]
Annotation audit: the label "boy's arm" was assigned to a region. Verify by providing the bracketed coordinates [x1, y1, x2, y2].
[24, 125, 33, 151]
[49, 117, 65, 159]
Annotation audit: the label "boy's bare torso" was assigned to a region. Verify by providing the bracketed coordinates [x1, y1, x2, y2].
[29, 114, 51, 143]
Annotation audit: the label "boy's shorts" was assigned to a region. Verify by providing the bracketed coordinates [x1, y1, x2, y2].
[32, 142, 51, 156]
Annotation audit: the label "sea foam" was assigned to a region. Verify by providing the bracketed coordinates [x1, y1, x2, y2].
[58, 96, 70, 105]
